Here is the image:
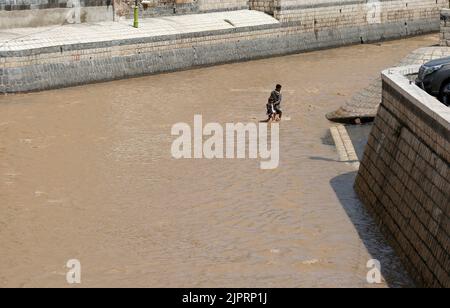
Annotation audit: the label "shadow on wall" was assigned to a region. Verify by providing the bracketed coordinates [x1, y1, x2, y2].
[329, 171, 415, 288]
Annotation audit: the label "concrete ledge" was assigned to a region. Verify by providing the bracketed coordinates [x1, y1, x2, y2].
[355, 65, 450, 288]
[382, 66, 450, 133]
[0, 14, 441, 93]
[0, 10, 280, 57]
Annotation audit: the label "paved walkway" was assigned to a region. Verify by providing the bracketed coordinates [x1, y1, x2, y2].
[327, 46, 450, 122]
[0, 10, 279, 52]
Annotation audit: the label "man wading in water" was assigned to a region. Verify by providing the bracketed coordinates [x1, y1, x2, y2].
[266, 84, 283, 122]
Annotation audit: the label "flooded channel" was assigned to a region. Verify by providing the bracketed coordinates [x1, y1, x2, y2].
[0, 35, 438, 287]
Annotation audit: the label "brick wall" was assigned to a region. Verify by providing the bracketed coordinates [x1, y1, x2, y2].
[115, 0, 249, 19]
[0, 0, 246, 13]
[0, 0, 109, 10]
[249, 0, 276, 15]
[198, 0, 248, 13]
[355, 66, 450, 288]
[275, 0, 447, 36]
[0, 14, 441, 93]
[1, 0, 449, 29]
[0, 2, 114, 28]
[139, 0, 199, 17]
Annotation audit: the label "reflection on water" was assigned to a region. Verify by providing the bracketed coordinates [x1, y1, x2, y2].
[0, 35, 435, 287]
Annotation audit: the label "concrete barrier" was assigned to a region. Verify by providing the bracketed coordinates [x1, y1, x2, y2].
[0, 0, 449, 92]
[199, 0, 248, 13]
[1, 0, 448, 29]
[0, 0, 251, 28]
[0, 7, 114, 29]
[0, 9, 444, 93]
[355, 65, 449, 288]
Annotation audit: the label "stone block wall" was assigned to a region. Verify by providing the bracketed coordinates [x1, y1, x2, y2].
[139, 0, 199, 18]
[134, 0, 251, 15]
[117, 0, 250, 19]
[275, 0, 447, 36]
[0, 0, 114, 28]
[0, 0, 110, 10]
[1, 0, 449, 29]
[249, 0, 276, 15]
[198, 0, 248, 13]
[355, 66, 450, 288]
[0, 0, 251, 27]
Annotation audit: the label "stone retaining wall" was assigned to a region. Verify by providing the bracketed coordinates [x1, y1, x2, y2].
[0, 17, 441, 93]
[1, 0, 448, 29]
[0, 0, 109, 10]
[138, 0, 197, 18]
[0, 0, 250, 28]
[249, 0, 275, 15]
[276, 0, 446, 30]
[0, 1, 113, 28]
[132, 0, 250, 18]
[355, 66, 449, 288]
[0, 0, 449, 92]
[199, 0, 248, 13]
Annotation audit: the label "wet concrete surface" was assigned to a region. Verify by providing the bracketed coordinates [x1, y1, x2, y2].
[346, 124, 374, 161]
[0, 35, 437, 288]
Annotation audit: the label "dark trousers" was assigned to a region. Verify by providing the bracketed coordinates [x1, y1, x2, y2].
[274, 105, 282, 117]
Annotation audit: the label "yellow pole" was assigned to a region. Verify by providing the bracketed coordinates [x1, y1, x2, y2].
[133, 0, 139, 28]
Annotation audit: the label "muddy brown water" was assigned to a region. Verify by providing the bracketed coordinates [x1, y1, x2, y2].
[0, 35, 438, 287]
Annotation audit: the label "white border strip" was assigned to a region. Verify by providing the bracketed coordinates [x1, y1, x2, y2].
[382, 65, 450, 129]
[330, 124, 360, 170]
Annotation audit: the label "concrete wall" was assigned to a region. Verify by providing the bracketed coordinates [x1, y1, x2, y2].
[140, 0, 252, 17]
[0, 1, 252, 27]
[139, 0, 198, 18]
[198, 0, 248, 13]
[355, 66, 449, 288]
[275, 0, 447, 35]
[3, 0, 447, 29]
[0, 0, 449, 92]
[0, 0, 113, 28]
[0, 11, 444, 93]
[0, 0, 110, 9]
[249, 0, 275, 15]
[122, 0, 250, 19]
[0, 7, 114, 29]
[0, 15, 443, 93]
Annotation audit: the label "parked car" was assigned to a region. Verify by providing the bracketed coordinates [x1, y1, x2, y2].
[416, 57, 450, 106]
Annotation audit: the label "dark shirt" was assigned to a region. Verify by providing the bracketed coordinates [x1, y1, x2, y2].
[268, 90, 282, 107]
